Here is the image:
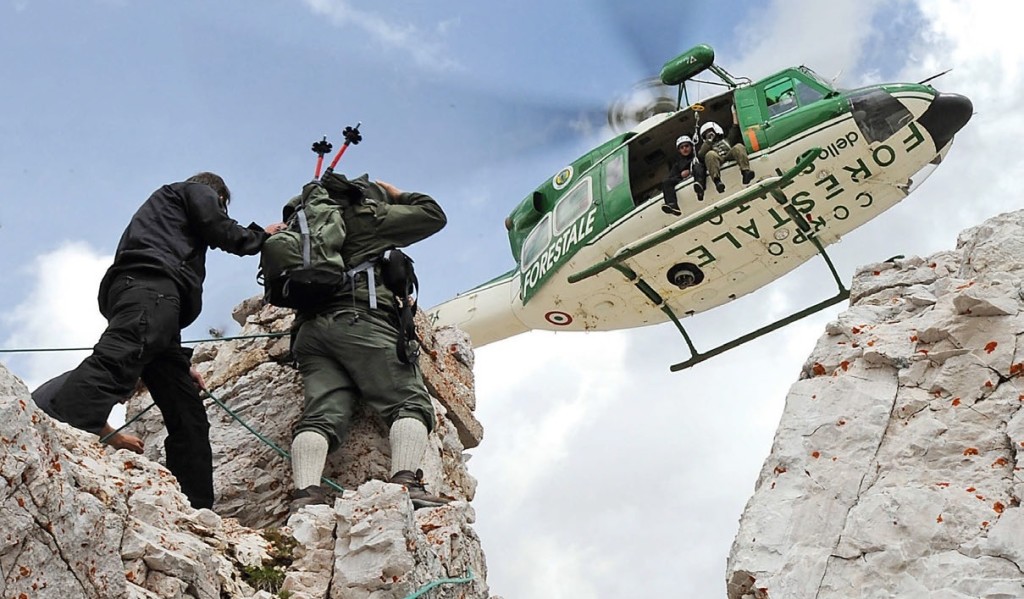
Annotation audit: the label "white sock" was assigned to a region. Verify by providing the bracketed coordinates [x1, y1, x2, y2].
[389, 418, 428, 476]
[291, 431, 329, 490]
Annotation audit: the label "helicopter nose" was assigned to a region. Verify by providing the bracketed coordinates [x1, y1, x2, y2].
[917, 93, 973, 151]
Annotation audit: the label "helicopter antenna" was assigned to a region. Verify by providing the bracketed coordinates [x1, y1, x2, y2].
[918, 68, 952, 85]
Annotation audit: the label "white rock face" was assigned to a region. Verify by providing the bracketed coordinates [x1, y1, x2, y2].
[1, 300, 494, 598]
[728, 210, 1024, 599]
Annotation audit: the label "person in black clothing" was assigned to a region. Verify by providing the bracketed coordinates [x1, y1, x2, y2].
[33, 371, 146, 454]
[660, 135, 704, 216]
[48, 172, 285, 510]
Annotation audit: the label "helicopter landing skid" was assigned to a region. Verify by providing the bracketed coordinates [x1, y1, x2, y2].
[666, 233, 849, 372]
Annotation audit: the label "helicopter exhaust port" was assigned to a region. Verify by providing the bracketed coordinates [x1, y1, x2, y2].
[667, 263, 705, 289]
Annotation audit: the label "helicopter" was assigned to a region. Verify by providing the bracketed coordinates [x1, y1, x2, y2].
[426, 44, 973, 371]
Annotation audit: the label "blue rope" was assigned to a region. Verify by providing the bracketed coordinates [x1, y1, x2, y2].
[402, 568, 475, 599]
[0, 331, 287, 353]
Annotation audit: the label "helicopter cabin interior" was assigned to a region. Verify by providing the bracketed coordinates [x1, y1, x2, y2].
[626, 90, 737, 207]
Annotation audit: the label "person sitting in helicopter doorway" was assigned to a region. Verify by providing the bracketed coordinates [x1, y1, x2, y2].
[696, 106, 755, 194]
[660, 134, 704, 216]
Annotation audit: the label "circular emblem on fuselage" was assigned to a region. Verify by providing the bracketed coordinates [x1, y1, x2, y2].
[545, 311, 573, 326]
[552, 166, 574, 190]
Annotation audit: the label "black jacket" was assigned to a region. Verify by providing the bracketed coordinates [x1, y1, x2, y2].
[668, 153, 698, 179]
[98, 182, 268, 327]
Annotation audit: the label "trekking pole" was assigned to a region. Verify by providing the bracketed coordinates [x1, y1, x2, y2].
[311, 136, 333, 179]
[323, 122, 362, 175]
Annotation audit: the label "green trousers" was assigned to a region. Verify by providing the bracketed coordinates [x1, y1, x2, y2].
[292, 307, 434, 452]
[704, 143, 751, 179]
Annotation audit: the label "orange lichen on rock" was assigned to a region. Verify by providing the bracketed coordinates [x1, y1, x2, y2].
[952, 398, 961, 407]
[985, 341, 998, 354]
[936, 514, 943, 523]
[994, 501, 1006, 514]
[935, 482, 950, 487]
[812, 363, 827, 376]
[840, 361, 850, 371]
[964, 447, 980, 456]
[992, 457, 1008, 467]
[811, 451, 820, 459]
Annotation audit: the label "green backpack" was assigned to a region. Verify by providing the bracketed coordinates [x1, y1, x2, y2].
[258, 180, 349, 311]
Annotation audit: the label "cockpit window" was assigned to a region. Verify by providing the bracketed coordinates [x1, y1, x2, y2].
[765, 77, 825, 117]
[553, 177, 593, 233]
[520, 214, 552, 271]
[801, 67, 834, 91]
[850, 89, 913, 143]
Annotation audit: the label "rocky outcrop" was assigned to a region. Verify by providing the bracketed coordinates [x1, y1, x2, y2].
[728, 211, 1024, 598]
[1, 299, 495, 598]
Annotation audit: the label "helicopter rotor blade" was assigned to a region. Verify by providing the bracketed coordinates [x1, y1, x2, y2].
[595, 0, 689, 80]
[606, 77, 679, 132]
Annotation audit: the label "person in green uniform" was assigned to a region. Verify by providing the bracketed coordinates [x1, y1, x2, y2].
[288, 173, 449, 511]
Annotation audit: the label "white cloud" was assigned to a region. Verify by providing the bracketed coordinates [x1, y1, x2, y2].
[300, 0, 461, 72]
[729, 0, 890, 82]
[1, 242, 109, 389]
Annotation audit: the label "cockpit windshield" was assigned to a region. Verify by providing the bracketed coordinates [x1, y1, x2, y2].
[800, 67, 837, 92]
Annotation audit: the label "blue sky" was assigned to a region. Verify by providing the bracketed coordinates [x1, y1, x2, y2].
[3, 1, 1017, 597]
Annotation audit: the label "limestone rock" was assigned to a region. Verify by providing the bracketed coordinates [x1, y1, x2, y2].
[728, 210, 1024, 598]
[1, 297, 493, 598]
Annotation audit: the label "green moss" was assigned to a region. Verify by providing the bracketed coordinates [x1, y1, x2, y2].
[239, 528, 301, 594]
[241, 564, 286, 593]
[262, 528, 299, 567]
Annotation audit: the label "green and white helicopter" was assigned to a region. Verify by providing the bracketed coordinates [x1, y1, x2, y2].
[427, 44, 973, 371]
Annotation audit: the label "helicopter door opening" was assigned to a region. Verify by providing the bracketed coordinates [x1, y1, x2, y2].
[624, 91, 738, 209]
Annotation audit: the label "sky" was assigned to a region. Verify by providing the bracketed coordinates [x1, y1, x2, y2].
[0, 0, 1018, 597]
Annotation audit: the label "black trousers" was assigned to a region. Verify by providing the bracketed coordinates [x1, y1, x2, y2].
[49, 274, 213, 509]
[661, 162, 707, 208]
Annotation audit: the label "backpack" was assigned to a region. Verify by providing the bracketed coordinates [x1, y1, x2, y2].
[258, 181, 349, 311]
[381, 248, 421, 364]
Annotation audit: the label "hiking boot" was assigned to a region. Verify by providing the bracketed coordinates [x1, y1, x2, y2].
[390, 469, 450, 509]
[290, 485, 328, 513]
[713, 178, 726, 193]
[742, 169, 756, 185]
[661, 203, 681, 216]
[693, 181, 705, 202]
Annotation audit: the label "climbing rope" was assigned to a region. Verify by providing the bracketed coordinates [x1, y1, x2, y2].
[402, 568, 475, 599]
[0, 331, 287, 353]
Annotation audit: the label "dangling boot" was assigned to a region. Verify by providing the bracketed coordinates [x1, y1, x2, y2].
[742, 169, 756, 185]
[390, 469, 450, 509]
[693, 180, 705, 202]
[713, 178, 726, 193]
[661, 202, 681, 216]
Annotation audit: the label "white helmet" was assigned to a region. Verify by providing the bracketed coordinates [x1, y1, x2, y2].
[699, 121, 724, 140]
[675, 135, 693, 148]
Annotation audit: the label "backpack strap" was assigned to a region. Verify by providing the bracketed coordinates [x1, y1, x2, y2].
[345, 259, 379, 310]
[296, 181, 324, 270]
